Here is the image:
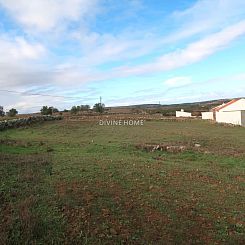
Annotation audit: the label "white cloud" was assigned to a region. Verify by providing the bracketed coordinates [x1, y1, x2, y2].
[69, 0, 245, 69]
[0, 0, 245, 112]
[1, 20, 244, 93]
[164, 77, 192, 87]
[5, 18, 242, 92]
[117, 20, 245, 76]
[171, 0, 245, 40]
[0, 36, 46, 61]
[0, 35, 47, 89]
[0, 0, 98, 32]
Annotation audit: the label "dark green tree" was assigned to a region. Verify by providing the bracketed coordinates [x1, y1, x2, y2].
[40, 106, 53, 115]
[0, 106, 5, 117]
[52, 108, 59, 113]
[7, 108, 18, 117]
[93, 103, 105, 113]
[80, 105, 90, 111]
[70, 105, 91, 114]
[70, 106, 79, 114]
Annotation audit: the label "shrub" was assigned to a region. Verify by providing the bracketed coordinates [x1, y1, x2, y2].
[7, 108, 18, 117]
[0, 106, 5, 117]
[93, 103, 105, 113]
[41, 106, 53, 115]
[70, 106, 79, 114]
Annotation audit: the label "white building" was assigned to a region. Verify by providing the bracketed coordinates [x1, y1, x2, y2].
[203, 98, 245, 126]
[201, 111, 214, 120]
[176, 109, 192, 118]
[214, 99, 245, 126]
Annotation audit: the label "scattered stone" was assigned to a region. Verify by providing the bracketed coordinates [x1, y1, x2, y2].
[136, 143, 190, 153]
[166, 145, 186, 153]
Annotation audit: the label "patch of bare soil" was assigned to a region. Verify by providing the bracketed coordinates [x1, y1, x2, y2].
[56, 179, 221, 244]
[56, 180, 175, 244]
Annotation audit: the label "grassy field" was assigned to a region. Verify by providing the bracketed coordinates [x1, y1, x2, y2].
[0, 119, 245, 244]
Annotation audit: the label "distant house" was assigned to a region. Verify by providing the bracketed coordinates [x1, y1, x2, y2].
[176, 109, 192, 118]
[202, 98, 245, 126]
[201, 111, 214, 120]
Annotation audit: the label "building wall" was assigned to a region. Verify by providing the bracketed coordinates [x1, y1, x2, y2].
[216, 111, 242, 125]
[201, 112, 214, 120]
[219, 99, 245, 112]
[241, 111, 245, 126]
[176, 111, 192, 118]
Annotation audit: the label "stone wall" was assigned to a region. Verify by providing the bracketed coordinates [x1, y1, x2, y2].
[0, 115, 63, 131]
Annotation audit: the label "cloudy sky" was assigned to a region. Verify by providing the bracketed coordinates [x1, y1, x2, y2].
[0, 0, 245, 113]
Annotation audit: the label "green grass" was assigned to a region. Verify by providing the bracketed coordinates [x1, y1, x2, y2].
[1, 119, 245, 244]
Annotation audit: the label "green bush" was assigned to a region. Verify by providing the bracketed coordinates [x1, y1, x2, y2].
[7, 108, 18, 117]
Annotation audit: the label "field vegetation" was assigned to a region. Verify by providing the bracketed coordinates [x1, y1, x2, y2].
[0, 119, 244, 244]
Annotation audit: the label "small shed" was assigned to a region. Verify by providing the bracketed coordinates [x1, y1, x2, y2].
[176, 109, 192, 118]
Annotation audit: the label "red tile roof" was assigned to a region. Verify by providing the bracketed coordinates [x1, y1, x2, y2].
[212, 99, 240, 112]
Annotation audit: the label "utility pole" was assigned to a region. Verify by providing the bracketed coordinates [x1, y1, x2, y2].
[100, 96, 102, 104]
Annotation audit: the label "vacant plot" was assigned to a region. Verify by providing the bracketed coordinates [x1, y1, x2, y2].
[0, 119, 244, 244]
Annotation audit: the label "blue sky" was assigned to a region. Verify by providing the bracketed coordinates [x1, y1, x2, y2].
[0, 0, 244, 113]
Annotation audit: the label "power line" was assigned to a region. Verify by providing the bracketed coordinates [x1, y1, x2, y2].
[0, 89, 85, 99]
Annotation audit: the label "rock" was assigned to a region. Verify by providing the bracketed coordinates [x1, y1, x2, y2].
[194, 143, 201, 148]
[152, 145, 160, 151]
[166, 145, 186, 153]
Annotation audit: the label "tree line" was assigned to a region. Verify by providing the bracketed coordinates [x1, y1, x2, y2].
[40, 103, 105, 115]
[0, 103, 105, 117]
[0, 106, 18, 117]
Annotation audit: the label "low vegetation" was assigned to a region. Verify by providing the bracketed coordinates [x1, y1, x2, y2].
[70, 105, 90, 114]
[7, 108, 18, 117]
[93, 103, 105, 113]
[0, 119, 244, 244]
[40, 106, 59, 115]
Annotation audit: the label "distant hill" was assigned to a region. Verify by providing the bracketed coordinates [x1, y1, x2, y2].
[107, 98, 239, 115]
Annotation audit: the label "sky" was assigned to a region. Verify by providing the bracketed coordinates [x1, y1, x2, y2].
[0, 0, 245, 113]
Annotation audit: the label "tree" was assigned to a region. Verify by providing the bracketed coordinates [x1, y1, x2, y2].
[52, 108, 59, 113]
[7, 108, 18, 117]
[80, 105, 90, 111]
[93, 103, 105, 113]
[41, 106, 53, 115]
[0, 106, 5, 117]
[70, 106, 79, 114]
[70, 105, 91, 114]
